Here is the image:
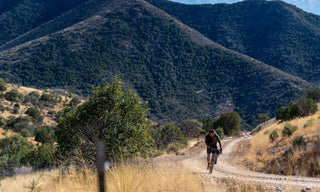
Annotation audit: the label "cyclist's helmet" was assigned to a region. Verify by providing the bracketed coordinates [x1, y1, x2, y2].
[209, 129, 215, 133]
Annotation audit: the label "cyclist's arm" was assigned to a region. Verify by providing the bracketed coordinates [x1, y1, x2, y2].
[217, 134, 223, 152]
[205, 134, 210, 148]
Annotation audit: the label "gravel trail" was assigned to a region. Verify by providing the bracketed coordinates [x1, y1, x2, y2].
[179, 134, 320, 191]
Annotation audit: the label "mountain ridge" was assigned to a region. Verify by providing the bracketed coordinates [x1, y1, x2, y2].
[147, 0, 320, 84]
[0, 0, 315, 128]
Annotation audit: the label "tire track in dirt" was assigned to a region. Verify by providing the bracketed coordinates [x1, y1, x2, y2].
[180, 135, 320, 191]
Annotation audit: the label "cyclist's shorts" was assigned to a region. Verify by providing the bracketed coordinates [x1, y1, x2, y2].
[207, 147, 220, 154]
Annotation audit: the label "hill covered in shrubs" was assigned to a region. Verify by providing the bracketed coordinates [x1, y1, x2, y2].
[0, 0, 313, 129]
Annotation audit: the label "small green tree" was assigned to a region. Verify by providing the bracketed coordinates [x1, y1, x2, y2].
[0, 135, 34, 170]
[160, 123, 186, 148]
[0, 78, 6, 92]
[0, 117, 5, 127]
[178, 119, 203, 138]
[55, 78, 155, 162]
[20, 128, 31, 137]
[21, 143, 56, 169]
[5, 89, 24, 102]
[13, 103, 20, 114]
[5, 116, 31, 132]
[23, 91, 40, 106]
[214, 112, 242, 136]
[305, 87, 320, 102]
[0, 104, 5, 113]
[201, 118, 215, 132]
[276, 106, 286, 121]
[215, 127, 225, 139]
[295, 97, 318, 117]
[34, 126, 54, 144]
[25, 107, 43, 124]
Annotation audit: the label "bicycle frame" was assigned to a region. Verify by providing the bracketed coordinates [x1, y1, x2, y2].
[209, 148, 220, 174]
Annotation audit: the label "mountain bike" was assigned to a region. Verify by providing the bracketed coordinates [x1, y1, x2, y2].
[209, 148, 220, 174]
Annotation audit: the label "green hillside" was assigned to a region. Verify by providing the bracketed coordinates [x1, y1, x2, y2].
[0, 0, 313, 129]
[0, 0, 88, 47]
[147, 0, 320, 84]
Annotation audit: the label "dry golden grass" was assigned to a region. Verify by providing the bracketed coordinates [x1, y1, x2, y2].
[246, 110, 320, 176]
[0, 163, 300, 192]
[0, 163, 216, 192]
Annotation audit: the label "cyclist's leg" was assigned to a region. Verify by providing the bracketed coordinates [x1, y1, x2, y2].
[211, 149, 216, 164]
[214, 149, 220, 164]
[207, 148, 211, 168]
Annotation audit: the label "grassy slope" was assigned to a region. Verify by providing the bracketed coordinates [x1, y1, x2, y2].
[1, 83, 72, 126]
[0, 83, 82, 147]
[246, 105, 320, 177]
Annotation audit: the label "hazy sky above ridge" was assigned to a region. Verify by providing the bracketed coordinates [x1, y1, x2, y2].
[170, 0, 320, 15]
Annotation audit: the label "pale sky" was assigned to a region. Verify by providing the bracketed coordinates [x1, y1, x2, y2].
[170, 0, 320, 15]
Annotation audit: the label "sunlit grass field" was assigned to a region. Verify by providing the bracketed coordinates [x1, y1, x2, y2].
[0, 162, 216, 192]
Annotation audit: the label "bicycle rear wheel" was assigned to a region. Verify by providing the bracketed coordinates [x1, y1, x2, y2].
[209, 154, 216, 174]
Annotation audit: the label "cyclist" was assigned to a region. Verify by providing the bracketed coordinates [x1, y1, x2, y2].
[205, 129, 222, 169]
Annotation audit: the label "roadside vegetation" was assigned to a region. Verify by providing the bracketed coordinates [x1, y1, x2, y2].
[246, 88, 320, 177]
[1, 77, 314, 191]
[0, 77, 242, 173]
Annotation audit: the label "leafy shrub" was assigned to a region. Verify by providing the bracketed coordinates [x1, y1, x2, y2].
[276, 102, 299, 122]
[269, 129, 279, 142]
[21, 143, 56, 169]
[215, 127, 225, 139]
[40, 92, 61, 107]
[166, 143, 179, 154]
[4, 89, 24, 102]
[4, 116, 31, 132]
[292, 136, 305, 146]
[23, 91, 40, 106]
[160, 123, 183, 148]
[295, 97, 318, 117]
[178, 119, 203, 138]
[276, 94, 318, 122]
[13, 103, 20, 114]
[0, 104, 5, 113]
[34, 126, 54, 144]
[0, 135, 34, 170]
[0, 117, 5, 127]
[200, 118, 215, 132]
[68, 96, 81, 106]
[305, 87, 320, 102]
[0, 78, 6, 92]
[25, 107, 43, 124]
[149, 122, 188, 151]
[20, 128, 31, 137]
[282, 124, 297, 137]
[55, 79, 155, 162]
[25, 107, 41, 118]
[213, 112, 242, 136]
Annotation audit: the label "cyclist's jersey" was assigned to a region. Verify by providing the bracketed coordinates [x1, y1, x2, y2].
[205, 133, 221, 149]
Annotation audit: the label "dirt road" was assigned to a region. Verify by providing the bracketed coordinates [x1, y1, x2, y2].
[178, 135, 320, 191]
